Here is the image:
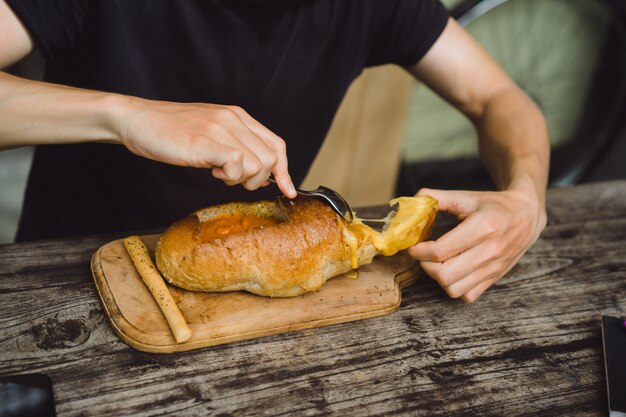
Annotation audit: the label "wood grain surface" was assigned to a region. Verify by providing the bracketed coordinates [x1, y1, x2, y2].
[92, 235, 420, 353]
[1, 181, 626, 416]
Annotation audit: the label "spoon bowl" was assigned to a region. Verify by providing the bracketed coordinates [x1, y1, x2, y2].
[268, 178, 353, 222]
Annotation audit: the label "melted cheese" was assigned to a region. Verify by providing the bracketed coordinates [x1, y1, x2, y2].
[341, 226, 360, 269]
[349, 195, 438, 256]
[344, 270, 359, 280]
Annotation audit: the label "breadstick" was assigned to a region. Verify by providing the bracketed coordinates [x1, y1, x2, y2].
[123, 236, 192, 343]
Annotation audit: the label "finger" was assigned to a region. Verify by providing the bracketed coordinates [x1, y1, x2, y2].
[196, 141, 245, 183]
[231, 127, 278, 190]
[212, 167, 242, 186]
[416, 188, 478, 218]
[205, 125, 266, 186]
[232, 107, 296, 198]
[264, 138, 295, 198]
[441, 262, 501, 299]
[212, 167, 233, 183]
[408, 213, 496, 262]
[461, 277, 498, 303]
[212, 167, 226, 180]
[418, 241, 495, 287]
[272, 168, 296, 198]
[460, 252, 523, 303]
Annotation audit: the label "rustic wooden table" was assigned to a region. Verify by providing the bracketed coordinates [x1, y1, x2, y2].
[1, 180, 625, 416]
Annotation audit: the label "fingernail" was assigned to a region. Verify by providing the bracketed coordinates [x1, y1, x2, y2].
[288, 184, 296, 197]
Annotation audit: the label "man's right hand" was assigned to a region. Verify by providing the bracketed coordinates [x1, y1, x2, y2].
[112, 98, 296, 197]
[1, 0, 296, 198]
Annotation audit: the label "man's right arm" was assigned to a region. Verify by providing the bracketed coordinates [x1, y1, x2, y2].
[0, 0, 296, 197]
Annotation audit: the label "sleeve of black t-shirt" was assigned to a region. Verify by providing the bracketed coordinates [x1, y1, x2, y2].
[364, 0, 450, 67]
[5, 0, 89, 60]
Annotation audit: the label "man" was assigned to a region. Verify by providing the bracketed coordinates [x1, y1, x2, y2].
[0, 0, 548, 302]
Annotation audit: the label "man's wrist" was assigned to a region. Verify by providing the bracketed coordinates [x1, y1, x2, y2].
[101, 93, 144, 146]
[506, 173, 548, 233]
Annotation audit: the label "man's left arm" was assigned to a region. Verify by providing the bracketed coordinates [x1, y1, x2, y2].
[406, 18, 549, 302]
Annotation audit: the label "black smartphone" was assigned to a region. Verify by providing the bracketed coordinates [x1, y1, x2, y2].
[602, 315, 626, 414]
[0, 373, 56, 417]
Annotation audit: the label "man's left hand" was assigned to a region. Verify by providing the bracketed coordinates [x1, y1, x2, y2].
[408, 187, 547, 303]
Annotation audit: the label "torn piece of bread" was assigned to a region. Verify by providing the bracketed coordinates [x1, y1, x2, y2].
[155, 195, 437, 297]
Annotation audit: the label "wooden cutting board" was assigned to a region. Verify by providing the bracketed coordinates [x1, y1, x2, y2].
[91, 234, 422, 353]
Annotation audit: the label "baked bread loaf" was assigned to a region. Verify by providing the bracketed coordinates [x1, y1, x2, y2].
[155, 195, 437, 297]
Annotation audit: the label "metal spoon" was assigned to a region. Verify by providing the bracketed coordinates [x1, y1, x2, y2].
[267, 178, 354, 223]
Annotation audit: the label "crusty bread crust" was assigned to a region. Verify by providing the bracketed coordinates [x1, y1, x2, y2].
[155, 197, 377, 297]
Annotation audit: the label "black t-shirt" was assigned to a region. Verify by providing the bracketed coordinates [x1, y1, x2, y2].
[7, 0, 448, 241]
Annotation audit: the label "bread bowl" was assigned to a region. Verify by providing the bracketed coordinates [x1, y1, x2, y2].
[155, 195, 437, 297]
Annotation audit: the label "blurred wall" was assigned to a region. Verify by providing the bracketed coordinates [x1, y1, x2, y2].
[0, 52, 42, 243]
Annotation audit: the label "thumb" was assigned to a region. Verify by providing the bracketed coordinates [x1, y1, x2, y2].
[416, 188, 477, 217]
